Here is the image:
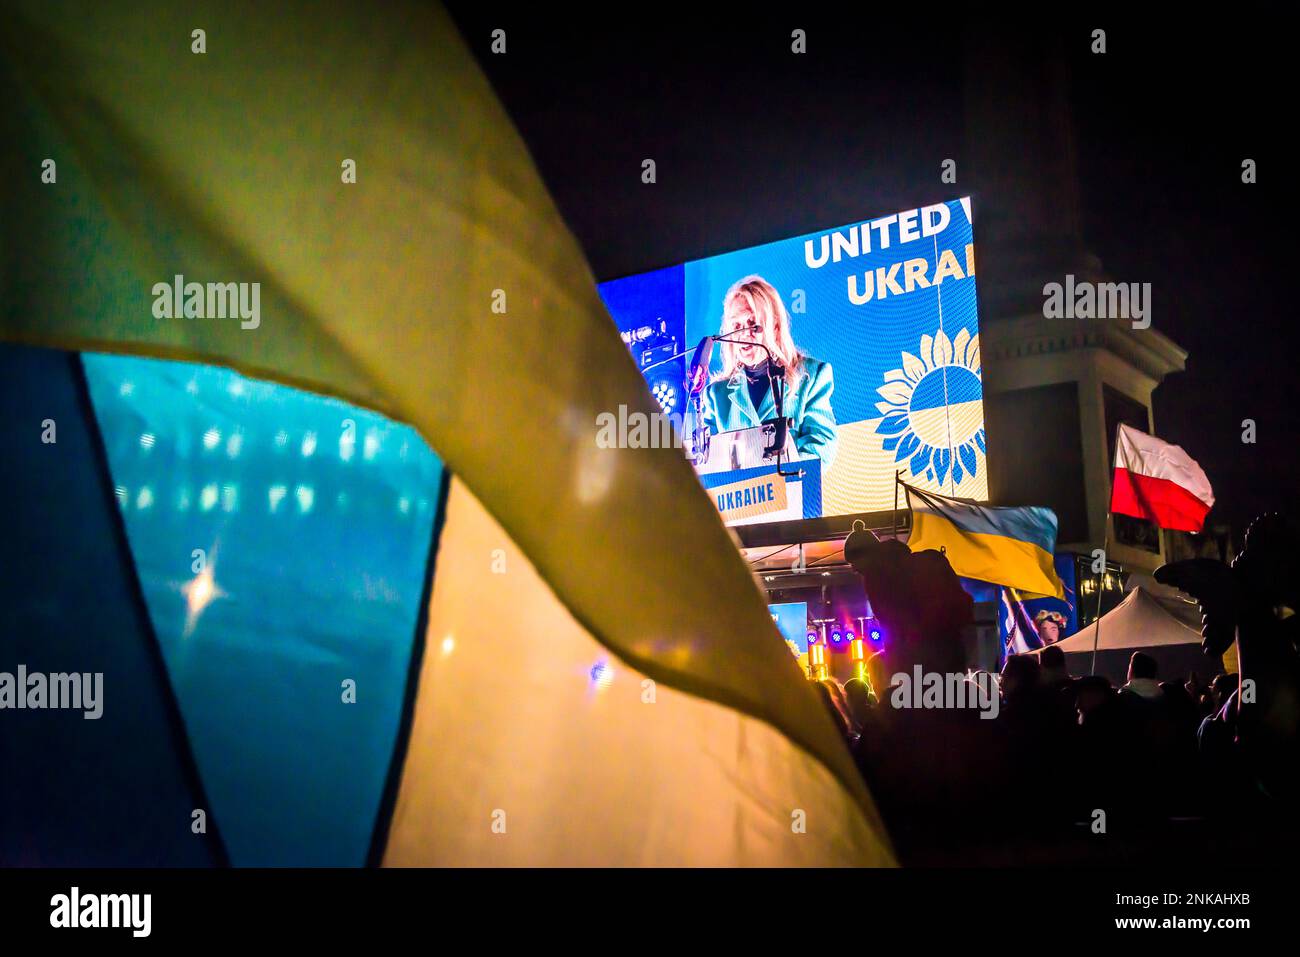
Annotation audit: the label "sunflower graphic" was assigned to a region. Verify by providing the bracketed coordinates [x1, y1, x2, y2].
[874, 328, 985, 488]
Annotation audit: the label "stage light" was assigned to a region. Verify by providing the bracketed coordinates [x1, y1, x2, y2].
[869, 628, 883, 642]
[649, 376, 678, 414]
[831, 630, 842, 644]
[845, 631, 855, 642]
[849, 637, 866, 681]
[808, 642, 828, 680]
[806, 631, 818, 646]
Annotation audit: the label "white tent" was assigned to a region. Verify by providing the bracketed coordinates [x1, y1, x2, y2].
[1030, 586, 1219, 684]
[1120, 572, 1205, 630]
[1047, 586, 1203, 652]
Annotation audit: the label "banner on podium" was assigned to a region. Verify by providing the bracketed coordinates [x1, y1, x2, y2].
[711, 472, 789, 523]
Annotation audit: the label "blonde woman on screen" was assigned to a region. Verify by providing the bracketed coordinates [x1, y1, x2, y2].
[702, 275, 838, 466]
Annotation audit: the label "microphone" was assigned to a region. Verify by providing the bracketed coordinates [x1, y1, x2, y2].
[712, 334, 800, 477]
[686, 335, 714, 396]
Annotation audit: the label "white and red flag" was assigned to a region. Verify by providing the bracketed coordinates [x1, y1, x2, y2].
[1110, 424, 1215, 532]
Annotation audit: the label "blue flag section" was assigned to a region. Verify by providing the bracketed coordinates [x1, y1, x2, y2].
[77, 354, 444, 866]
[0, 346, 224, 866]
[1, 348, 449, 867]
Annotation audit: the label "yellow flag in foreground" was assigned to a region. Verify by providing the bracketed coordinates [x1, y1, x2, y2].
[0, 0, 892, 864]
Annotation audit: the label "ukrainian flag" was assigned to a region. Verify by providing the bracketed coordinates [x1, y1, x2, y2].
[905, 484, 1065, 599]
[0, 0, 892, 866]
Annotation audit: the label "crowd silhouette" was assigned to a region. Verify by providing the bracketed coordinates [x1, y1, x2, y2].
[824, 514, 1300, 865]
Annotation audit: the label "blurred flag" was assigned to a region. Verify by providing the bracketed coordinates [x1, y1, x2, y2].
[0, 0, 892, 865]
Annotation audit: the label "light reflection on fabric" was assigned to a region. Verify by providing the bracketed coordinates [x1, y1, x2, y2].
[82, 353, 443, 866]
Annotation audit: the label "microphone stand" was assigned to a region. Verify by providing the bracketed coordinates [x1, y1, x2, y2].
[711, 334, 802, 478]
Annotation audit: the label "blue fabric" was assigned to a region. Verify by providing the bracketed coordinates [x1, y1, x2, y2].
[80, 353, 445, 866]
[0, 344, 223, 865]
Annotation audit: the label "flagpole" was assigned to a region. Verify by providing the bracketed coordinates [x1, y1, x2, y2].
[1089, 526, 1109, 676]
[892, 471, 901, 540]
[1090, 426, 1120, 676]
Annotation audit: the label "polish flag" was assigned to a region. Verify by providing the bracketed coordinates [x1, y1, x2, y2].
[1110, 424, 1215, 532]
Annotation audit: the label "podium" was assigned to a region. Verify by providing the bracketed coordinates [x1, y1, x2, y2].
[695, 421, 798, 474]
[693, 423, 812, 526]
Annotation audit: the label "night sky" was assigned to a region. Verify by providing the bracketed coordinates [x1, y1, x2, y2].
[447, 8, 1292, 540]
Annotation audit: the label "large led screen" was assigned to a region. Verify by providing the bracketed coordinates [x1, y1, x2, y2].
[599, 197, 986, 525]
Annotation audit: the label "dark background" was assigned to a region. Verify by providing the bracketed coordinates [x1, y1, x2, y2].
[446, 7, 1292, 540]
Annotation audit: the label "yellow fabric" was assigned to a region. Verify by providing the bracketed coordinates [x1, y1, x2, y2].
[1, 0, 890, 859]
[908, 511, 1065, 599]
[385, 479, 892, 865]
